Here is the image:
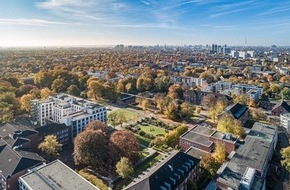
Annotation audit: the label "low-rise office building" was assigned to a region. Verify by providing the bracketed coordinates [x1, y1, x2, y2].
[216, 122, 278, 190]
[36, 123, 71, 145]
[19, 160, 99, 190]
[179, 125, 237, 154]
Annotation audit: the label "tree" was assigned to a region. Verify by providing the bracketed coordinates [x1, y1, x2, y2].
[85, 120, 107, 134]
[117, 112, 127, 127]
[110, 130, 140, 163]
[51, 78, 67, 92]
[217, 114, 244, 137]
[208, 99, 227, 122]
[212, 142, 227, 164]
[20, 94, 34, 112]
[40, 87, 55, 99]
[164, 102, 178, 120]
[201, 154, 220, 178]
[73, 130, 109, 168]
[168, 84, 183, 100]
[38, 135, 62, 160]
[180, 102, 195, 119]
[196, 106, 201, 114]
[164, 124, 187, 147]
[281, 146, 290, 172]
[108, 112, 119, 128]
[281, 87, 290, 100]
[67, 85, 81, 96]
[233, 94, 247, 105]
[87, 80, 104, 99]
[141, 98, 150, 111]
[116, 157, 134, 178]
[0, 102, 13, 123]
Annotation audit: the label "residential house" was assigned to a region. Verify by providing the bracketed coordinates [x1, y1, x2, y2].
[271, 100, 290, 116]
[0, 139, 44, 190]
[0, 122, 39, 151]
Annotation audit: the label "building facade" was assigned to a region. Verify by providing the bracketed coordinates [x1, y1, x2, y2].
[30, 94, 107, 138]
[280, 113, 290, 133]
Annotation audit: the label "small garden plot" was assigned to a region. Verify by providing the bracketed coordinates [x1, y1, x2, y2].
[110, 109, 139, 121]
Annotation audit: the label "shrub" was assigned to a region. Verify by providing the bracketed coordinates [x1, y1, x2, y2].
[138, 130, 146, 136]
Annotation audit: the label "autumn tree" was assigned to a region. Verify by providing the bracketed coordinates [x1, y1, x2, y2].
[85, 120, 107, 134]
[0, 102, 13, 123]
[281, 146, 290, 172]
[180, 102, 195, 119]
[164, 101, 179, 120]
[116, 157, 134, 178]
[208, 99, 227, 122]
[87, 80, 104, 99]
[233, 94, 247, 105]
[110, 130, 140, 163]
[217, 114, 244, 137]
[40, 87, 55, 99]
[73, 130, 109, 168]
[38, 135, 62, 160]
[212, 142, 227, 164]
[164, 124, 188, 147]
[20, 94, 34, 112]
[201, 154, 220, 178]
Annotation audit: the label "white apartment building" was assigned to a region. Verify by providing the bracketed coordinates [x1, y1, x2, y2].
[30, 94, 106, 138]
[280, 113, 290, 133]
[170, 76, 207, 87]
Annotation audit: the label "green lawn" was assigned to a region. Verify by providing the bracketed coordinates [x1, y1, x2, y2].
[134, 134, 151, 147]
[110, 109, 139, 121]
[139, 125, 167, 136]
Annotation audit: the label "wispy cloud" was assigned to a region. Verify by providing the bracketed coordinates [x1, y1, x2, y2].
[207, 0, 258, 18]
[0, 18, 69, 26]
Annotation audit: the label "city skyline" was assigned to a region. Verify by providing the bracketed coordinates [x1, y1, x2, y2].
[1, 0, 290, 47]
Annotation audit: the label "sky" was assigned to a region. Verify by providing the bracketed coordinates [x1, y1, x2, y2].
[0, 0, 290, 47]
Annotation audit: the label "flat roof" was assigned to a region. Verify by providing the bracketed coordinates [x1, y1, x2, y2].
[190, 125, 215, 136]
[182, 131, 213, 147]
[20, 160, 99, 190]
[185, 146, 209, 160]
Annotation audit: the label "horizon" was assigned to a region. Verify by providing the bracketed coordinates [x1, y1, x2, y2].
[1, 0, 290, 47]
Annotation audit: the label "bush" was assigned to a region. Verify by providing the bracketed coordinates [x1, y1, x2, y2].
[138, 130, 146, 136]
[79, 170, 108, 190]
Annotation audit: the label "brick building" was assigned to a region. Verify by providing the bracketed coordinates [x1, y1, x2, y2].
[179, 125, 237, 154]
[271, 100, 290, 116]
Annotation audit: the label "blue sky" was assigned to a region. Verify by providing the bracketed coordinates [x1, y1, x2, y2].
[0, 0, 290, 46]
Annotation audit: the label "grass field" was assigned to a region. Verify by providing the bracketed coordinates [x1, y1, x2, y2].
[134, 134, 151, 147]
[110, 109, 139, 121]
[139, 125, 167, 136]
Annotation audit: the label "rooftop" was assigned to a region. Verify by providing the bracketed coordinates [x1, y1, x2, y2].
[19, 160, 99, 190]
[0, 139, 44, 179]
[36, 123, 69, 135]
[216, 122, 277, 189]
[126, 150, 200, 190]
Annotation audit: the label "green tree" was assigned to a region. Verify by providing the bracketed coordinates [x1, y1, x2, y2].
[67, 85, 81, 96]
[281, 87, 290, 100]
[117, 112, 127, 127]
[281, 146, 290, 172]
[108, 112, 118, 128]
[116, 157, 134, 178]
[38, 135, 62, 160]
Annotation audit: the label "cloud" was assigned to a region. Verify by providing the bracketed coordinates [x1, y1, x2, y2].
[141, 0, 150, 6]
[0, 18, 69, 26]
